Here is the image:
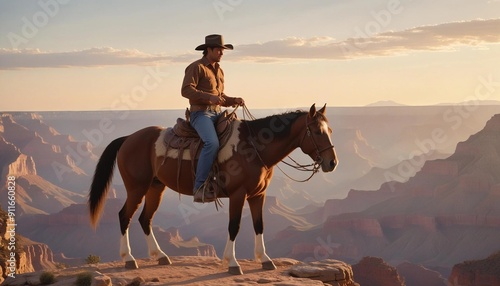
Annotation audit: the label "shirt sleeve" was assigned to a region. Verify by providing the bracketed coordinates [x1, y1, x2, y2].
[181, 62, 212, 105]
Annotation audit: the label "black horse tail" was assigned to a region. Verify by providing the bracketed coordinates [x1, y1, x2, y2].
[88, 136, 128, 228]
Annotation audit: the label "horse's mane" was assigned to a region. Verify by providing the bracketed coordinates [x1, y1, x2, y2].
[242, 110, 306, 139]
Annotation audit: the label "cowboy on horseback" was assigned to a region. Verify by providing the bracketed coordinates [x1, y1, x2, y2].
[181, 34, 245, 203]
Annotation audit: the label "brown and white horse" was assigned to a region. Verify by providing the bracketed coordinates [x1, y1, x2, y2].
[88, 104, 338, 274]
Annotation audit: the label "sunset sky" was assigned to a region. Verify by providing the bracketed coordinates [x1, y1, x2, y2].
[1, 0, 499, 111]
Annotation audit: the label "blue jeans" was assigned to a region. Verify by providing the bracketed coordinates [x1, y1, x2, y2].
[190, 110, 221, 190]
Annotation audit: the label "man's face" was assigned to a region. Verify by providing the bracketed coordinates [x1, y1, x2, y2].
[207, 47, 224, 63]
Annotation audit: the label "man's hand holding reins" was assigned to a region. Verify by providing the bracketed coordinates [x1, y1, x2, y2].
[209, 95, 226, 105]
[233, 97, 245, 106]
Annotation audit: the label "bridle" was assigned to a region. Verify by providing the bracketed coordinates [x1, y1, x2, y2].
[299, 115, 335, 166]
[278, 115, 335, 182]
[242, 105, 335, 183]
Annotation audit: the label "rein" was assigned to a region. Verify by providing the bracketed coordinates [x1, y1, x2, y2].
[241, 105, 325, 183]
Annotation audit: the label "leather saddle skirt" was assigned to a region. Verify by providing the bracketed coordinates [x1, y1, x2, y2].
[162, 110, 237, 161]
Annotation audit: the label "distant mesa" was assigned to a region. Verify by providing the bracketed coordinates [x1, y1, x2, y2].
[365, 100, 407, 107]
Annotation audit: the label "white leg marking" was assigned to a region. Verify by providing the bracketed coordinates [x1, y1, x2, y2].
[254, 234, 272, 263]
[145, 228, 167, 258]
[222, 236, 240, 267]
[120, 229, 136, 262]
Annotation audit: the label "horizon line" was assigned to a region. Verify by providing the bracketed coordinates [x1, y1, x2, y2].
[2, 100, 500, 113]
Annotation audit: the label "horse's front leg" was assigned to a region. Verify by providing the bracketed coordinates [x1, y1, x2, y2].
[223, 192, 246, 275]
[248, 195, 276, 270]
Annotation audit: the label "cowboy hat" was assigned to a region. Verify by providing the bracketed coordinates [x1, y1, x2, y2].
[195, 34, 234, 51]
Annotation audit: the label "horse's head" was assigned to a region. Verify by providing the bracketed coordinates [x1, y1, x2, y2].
[299, 104, 338, 172]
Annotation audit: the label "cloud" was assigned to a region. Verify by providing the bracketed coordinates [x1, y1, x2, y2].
[233, 18, 500, 61]
[0, 47, 172, 69]
[1, 19, 499, 69]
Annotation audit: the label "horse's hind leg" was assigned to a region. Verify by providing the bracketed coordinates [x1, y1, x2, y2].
[248, 195, 276, 270]
[138, 179, 172, 265]
[119, 187, 147, 269]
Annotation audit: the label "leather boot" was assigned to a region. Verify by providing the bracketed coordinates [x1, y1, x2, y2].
[193, 185, 216, 203]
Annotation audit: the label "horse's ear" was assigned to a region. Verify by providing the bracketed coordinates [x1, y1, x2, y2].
[309, 104, 317, 118]
[318, 104, 326, 115]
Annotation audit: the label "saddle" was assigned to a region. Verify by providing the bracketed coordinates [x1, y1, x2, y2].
[163, 109, 236, 158]
[161, 109, 237, 199]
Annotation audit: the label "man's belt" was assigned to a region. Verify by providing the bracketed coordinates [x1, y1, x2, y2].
[190, 104, 221, 113]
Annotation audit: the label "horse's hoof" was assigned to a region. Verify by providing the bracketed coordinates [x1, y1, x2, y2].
[228, 266, 243, 275]
[158, 256, 172, 265]
[262, 261, 277, 270]
[125, 260, 138, 269]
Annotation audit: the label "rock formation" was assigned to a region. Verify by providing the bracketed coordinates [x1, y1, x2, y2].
[0, 114, 97, 195]
[272, 114, 500, 275]
[0, 135, 36, 182]
[23, 239, 57, 272]
[1, 207, 31, 283]
[289, 259, 359, 285]
[448, 251, 500, 286]
[352, 256, 404, 286]
[17, 200, 218, 262]
[0, 114, 101, 216]
[0, 207, 56, 283]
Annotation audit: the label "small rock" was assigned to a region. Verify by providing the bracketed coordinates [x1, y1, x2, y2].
[273, 258, 301, 267]
[128, 276, 146, 286]
[274, 278, 325, 285]
[93, 274, 112, 286]
[289, 259, 357, 285]
[233, 277, 253, 283]
[257, 277, 279, 283]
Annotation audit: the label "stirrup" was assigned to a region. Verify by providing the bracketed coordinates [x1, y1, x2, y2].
[193, 182, 216, 203]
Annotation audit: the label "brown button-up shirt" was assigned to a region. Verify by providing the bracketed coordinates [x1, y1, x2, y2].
[181, 57, 236, 106]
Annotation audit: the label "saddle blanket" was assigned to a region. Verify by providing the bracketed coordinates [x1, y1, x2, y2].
[154, 111, 241, 164]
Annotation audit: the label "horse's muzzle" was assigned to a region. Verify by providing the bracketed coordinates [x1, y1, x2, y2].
[321, 158, 337, 172]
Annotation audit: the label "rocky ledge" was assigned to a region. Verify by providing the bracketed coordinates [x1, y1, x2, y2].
[1, 256, 359, 286]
